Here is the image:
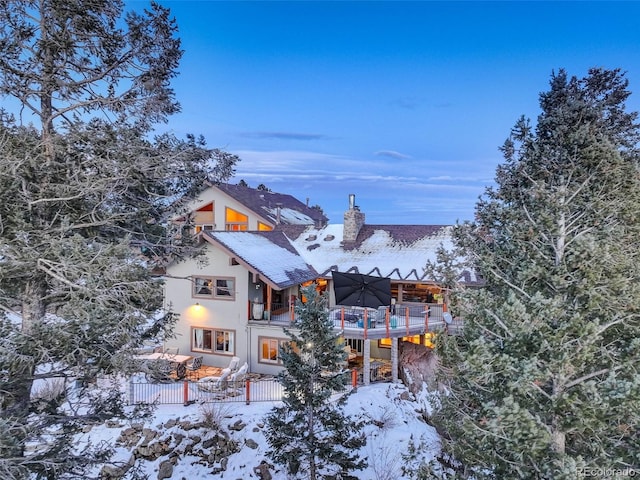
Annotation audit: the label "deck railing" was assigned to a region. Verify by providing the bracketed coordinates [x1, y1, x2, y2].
[250, 301, 450, 328]
[126, 367, 388, 406]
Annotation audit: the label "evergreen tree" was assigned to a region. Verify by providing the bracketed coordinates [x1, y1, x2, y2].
[434, 68, 640, 479]
[0, 1, 237, 477]
[265, 284, 366, 479]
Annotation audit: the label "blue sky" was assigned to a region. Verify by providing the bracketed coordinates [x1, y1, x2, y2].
[140, 1, 640, 224]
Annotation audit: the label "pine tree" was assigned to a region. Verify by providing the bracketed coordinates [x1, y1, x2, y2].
[265, 284, 366, 479]
[433, 68, 640, 479]
[0, 2, 237, 477]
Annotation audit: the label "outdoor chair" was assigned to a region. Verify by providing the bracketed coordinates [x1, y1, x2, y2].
[186, 356, 203, 379]
[227, 356, 240, 372]
[229, 362, 248, 384]
[163, 347, 179, 355]
[197, 367, 231, 392]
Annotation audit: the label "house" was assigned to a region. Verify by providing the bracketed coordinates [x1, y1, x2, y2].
[163, 186, 479, 382]
[171, 182, 327, 234]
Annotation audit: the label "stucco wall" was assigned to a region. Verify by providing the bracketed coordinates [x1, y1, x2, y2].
[163, 248, 252, 369]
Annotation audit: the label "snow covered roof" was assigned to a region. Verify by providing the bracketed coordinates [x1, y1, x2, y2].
[284, 224, 478, 283]
[216, 183, 327, 227]
[203, 231, 319, 290]
[201, 224, 480, 288]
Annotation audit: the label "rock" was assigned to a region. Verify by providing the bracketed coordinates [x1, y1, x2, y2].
[229, 420, 245, 431]
[140, 428, 158, 446]
[179, 420, 201, 430]
[135, 444, 153, 458]
[157, 459, 173, 480]
[164, 418, 178, 428]
[183, 442, 194, 455]
[202, 437, 219, 449]
[100, 456, 134, 478]
[399, 342, 439, 393]
[245, 438, 259, 449]
[253, 461, 272, 480]
[116, 428, 141, 448]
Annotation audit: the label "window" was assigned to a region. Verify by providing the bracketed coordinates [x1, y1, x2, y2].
[192, 327, 235, 355]
[194, 224, 215, 234]
[193, 276, 235, 300]
[225, 207, 248, 231]
[257, 221, 273, 231]
[378, 334, 436, 349]
[259, 336, 287, 364]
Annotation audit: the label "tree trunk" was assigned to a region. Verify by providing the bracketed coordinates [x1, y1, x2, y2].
[2, 280, 46, 418]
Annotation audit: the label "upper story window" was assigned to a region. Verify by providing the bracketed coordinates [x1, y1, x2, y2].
[193, 202, 215, 233]
[193, 276, 235, 300]
[257, 222, 273, 231]
[225, 207, 248, 231]
[194, 224, 215, 234]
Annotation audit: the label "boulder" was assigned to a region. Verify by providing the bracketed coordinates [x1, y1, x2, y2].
[157, 459, 173, 480]
[399, 341, 439, 394]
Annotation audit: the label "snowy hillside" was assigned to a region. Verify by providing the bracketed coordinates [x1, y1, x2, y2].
[79, 383, 440, 479]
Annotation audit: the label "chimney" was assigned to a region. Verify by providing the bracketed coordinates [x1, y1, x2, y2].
[275, 202, 282, 224]
[343, 194, 364, 242]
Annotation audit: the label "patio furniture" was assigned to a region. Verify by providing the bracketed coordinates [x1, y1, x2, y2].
[135, 352, 193, 381]
[230, 362, 248, 382]
[197, 367, 231, 392]
[186, 355, 203, 379]
[163, 347, 179, 355]
[228, 356, 240, 373]
[342, 311, 361, 323]
[145, 359, 174, 383]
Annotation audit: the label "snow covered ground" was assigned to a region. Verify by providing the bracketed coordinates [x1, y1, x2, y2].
[77, 382, 441, 479]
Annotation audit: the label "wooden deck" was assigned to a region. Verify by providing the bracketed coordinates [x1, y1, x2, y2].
[249, 303, 462, 339]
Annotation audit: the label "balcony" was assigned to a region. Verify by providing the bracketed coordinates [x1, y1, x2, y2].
[248, 302, 456, 340]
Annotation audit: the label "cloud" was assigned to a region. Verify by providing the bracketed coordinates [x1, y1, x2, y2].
[228, 148, 495, 224]
[374, 150, 412, 160]
[390, 96, 453, 110]
[239, 131, 329, 141]
[390, 96, 423, 110]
